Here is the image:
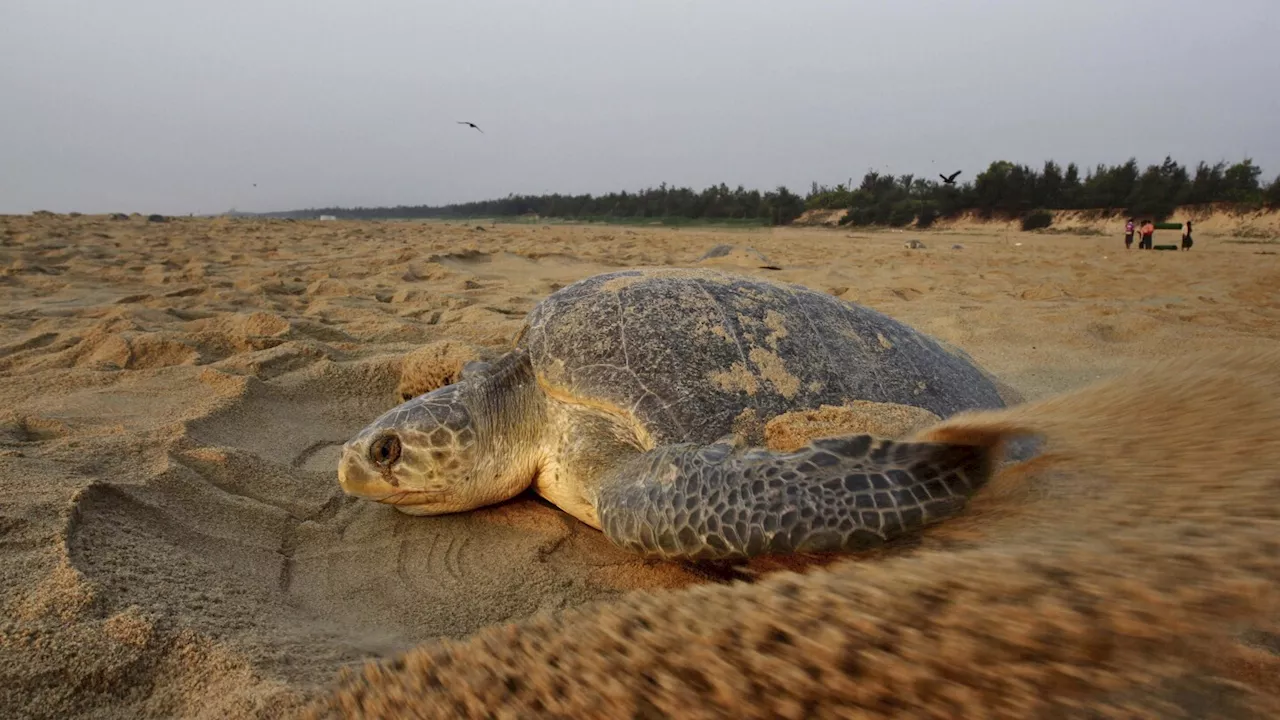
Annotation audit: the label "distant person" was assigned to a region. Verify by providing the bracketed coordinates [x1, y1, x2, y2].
[1140, 220, 1155, 249]
[1182, 220, 1194, 251]
[1124, 217, 1135, 249]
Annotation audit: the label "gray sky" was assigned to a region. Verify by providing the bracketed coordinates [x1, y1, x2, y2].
[2, 0, 1278, 215]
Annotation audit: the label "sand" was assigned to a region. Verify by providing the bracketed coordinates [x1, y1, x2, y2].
[1, 213, 1278, 718]
[315, 348, 1280, 719]
[796, 206, 1280, 241]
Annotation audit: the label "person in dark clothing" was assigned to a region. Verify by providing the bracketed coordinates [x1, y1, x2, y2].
[1182, 220, 1194, 250]
[1124, 217, 1135, 249]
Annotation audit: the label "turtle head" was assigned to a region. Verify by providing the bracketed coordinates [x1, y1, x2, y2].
[338, 352, 544, 515]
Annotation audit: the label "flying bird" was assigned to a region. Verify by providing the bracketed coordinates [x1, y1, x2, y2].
[939, 170, 962, 185]
[457, 121, 484, 134]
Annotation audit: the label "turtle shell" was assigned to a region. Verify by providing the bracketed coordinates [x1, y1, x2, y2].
[517, 268, 1005, 446]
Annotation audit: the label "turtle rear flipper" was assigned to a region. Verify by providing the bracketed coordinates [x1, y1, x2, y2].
[595, 436, 994, 561]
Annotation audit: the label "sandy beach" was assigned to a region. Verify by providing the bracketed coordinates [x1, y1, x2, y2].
[3, 213, 1279, 717]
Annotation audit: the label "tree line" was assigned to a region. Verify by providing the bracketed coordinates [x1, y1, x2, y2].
[808, 157, 1278, 229]
[282, 156, 1280, 227]
[284, 184, 806, 226]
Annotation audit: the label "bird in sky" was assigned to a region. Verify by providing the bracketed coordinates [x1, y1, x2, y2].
[457, 121, 484, 134]
[939, 170, 962, 184]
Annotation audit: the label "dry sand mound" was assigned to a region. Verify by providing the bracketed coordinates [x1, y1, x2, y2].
[312, 348, 1280, 718]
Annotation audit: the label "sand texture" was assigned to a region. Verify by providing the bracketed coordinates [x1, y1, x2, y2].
[2, 214, 1279, 718]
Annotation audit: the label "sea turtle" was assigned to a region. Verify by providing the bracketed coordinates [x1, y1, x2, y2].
[337, 268, 1009, 561]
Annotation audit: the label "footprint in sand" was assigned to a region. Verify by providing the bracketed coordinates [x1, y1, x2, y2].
[0, 414, 71, 444]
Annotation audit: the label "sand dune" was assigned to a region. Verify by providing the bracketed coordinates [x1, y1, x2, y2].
[796, 205, 1280, 240]
[2, 213, 1279, 717]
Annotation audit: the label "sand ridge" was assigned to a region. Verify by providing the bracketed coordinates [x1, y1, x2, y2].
[2, 213, 1279, 717]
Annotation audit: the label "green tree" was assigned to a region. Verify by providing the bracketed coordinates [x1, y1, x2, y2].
[1265, 174, 1280, 208]
[286, 154, 1273, 226]
[1222, 158, 1263, 202]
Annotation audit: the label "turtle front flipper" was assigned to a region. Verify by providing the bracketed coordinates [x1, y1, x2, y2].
[594, 436, 994, 561]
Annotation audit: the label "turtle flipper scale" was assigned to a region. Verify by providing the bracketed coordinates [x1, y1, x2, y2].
[595, 436, 993, 561]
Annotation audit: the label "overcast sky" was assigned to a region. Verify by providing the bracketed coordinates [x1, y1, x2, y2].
[2, 0, 1277, 215]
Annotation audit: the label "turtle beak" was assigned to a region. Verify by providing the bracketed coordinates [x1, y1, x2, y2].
[337, 448, 393, 498]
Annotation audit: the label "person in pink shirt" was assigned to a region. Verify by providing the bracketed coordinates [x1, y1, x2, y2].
[1124, 218, 1135, 249]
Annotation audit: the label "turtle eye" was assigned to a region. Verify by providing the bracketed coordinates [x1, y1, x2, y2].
[370, 434, 402, 468]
